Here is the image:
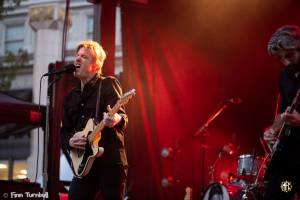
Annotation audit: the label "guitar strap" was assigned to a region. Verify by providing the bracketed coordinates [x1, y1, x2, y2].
[95, 76, 104, 125]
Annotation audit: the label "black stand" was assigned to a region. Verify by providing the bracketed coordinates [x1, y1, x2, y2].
[194, 101, 231, 196]
[194, 102, 230, 137]
[42, 64, 62, 200]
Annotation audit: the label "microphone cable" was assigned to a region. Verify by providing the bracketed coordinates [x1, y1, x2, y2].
[35, 74, 44, 183]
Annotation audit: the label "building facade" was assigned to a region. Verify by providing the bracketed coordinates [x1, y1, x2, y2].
[0, 0, 122, 183]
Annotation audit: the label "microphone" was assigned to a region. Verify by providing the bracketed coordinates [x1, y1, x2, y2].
[43, 64, 77, 76]
[226, 97, 242, 104]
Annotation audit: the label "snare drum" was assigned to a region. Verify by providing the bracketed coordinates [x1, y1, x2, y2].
[237, 154, 259, 177]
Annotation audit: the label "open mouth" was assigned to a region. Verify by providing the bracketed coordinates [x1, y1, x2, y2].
[74, 63, 81, 71]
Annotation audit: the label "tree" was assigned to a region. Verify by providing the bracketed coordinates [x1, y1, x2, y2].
[0, 0, 24, 90]
[0, 49, 30, 90]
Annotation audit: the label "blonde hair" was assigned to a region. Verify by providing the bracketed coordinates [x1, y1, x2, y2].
[76, 40, 107, 74]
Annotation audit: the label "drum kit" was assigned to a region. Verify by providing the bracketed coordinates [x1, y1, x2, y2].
[202, 145, 268, 200]
[196, 99, 270, 200]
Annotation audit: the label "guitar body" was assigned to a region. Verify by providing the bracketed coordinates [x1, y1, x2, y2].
[70, 118, 104, 178]
[69, 89, 136, 178]
[265, 127, 289, 179]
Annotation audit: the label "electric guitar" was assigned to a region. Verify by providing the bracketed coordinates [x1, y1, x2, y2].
[265, 89, 300, 177]
[70, 89, 136, 178]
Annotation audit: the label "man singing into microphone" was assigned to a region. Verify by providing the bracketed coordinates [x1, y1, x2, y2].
[263, 25, 300, 200]
[60, 40, 128, 200]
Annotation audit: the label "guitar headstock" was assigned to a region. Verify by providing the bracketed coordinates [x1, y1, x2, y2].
[290, 88, 300, 111]
[294, 89, 300, 105]
[184, 187, 192, 200]
[119, 89, 136, 106]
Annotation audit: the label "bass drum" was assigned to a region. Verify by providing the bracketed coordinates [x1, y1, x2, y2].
[202, 183, 230, 200]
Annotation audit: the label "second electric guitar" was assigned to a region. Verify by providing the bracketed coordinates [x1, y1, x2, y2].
[265, 89, 300, 177]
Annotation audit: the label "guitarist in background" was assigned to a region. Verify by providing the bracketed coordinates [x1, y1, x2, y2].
[60, 40, 128, 200]
[263, 25, 300, 200]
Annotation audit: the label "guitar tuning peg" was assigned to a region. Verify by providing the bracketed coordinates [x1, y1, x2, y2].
[107, 105, 112, 112]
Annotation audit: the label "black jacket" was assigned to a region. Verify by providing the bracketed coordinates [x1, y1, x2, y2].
[278, 68, 300, 139]
[267, 68, 300, 173]
[60, 75, 128, 167]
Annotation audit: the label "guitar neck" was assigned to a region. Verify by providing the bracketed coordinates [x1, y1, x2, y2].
[289, 89, 300, 112]
[88, 102, 122, 142]
[276, 89, 300, 139]
[86, 89, 136, 142]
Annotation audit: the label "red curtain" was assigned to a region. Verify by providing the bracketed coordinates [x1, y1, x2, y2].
[121, 3, 224, 199]
[121, 0, 300, 199]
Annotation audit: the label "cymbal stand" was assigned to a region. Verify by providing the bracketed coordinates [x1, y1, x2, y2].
[208, 151, 222, 183]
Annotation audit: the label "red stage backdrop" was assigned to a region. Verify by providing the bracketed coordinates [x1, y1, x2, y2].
[120, 0, 300, 199]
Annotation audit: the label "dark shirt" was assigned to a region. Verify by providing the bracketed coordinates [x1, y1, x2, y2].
[278, 68, 300, 134]
[278, 68, 300, 114]
[60, 75, 128, 167]
[277, 68, 300, 165]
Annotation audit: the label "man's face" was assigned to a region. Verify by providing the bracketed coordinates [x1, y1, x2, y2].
[74, 47, 96, 80]
[276, 50, 300, 67]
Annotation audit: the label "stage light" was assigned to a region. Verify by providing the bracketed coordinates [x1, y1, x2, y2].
[161, 176, 174, 188]
[161, 147, 174, 158]
[222, 143, 235, 156]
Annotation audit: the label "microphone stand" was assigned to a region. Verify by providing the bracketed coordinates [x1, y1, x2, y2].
[42, 67, 62, 200]
[194, 102, 230, 137]
[194, 101, 231, 195]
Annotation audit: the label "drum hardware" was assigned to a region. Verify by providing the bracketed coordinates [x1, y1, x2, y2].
[203, 150, 266, 200]
[194, 98, 240, 195]
[208, 143, 236, 184]
[208, 151, 222, 183]
[237, 184, 255, 200]
[231, 183, 265, 200]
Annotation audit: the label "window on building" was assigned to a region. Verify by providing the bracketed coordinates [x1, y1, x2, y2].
[0, 159, 27, 180]
[87, 16, 93, 39]
[13, 160, 27, 180]
[5, 24, 24, 54]
[0, 160, 9, 180]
